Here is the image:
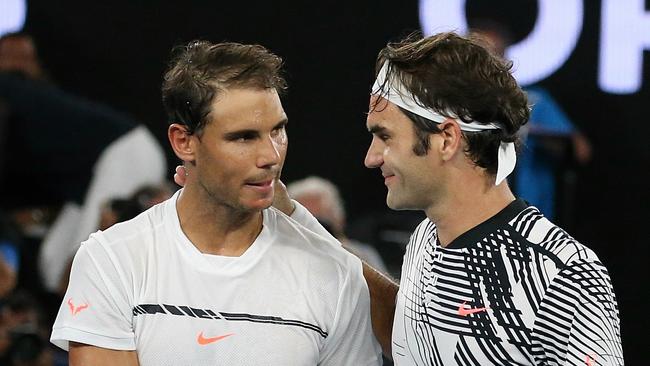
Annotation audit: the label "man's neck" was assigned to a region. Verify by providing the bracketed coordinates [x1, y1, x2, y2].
[425, 174, 515, 247]
[176, 184, 263, 257]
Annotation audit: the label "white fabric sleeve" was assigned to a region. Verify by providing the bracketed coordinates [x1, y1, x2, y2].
[289, 200, 340, 244]
[318, 257, 383, 366]
[533, 258, 623, 366]
[50, 237, 135, 351]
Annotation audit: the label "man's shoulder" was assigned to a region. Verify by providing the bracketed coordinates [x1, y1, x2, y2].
[509, 207, 599, 267]
[86, 200, 167, 252]
[414, 217, 435, 234]
[266, 206, 339, 246]
[265, 207, 361, 274]
[407, 217, 436, 246]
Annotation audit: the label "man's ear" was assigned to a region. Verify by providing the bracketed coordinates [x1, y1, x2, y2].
[168, 124, 195, 162]
[436, 119, 463, 161]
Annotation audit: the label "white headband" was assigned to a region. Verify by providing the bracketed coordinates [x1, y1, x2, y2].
[371, 61, 516, 185]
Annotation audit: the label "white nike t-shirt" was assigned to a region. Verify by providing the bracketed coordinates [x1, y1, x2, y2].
[51, 191, 381, 366]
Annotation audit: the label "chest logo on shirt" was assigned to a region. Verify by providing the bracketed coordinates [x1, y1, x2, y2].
[585, 353, 597, 366]
[67, 298, 89, 316]
[197, 331, 234, 345]
[457, 301, 489, 316]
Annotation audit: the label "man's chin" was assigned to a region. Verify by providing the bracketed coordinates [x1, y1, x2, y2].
[244, 197, 274, 211]
[386, 195, 404, 211]
[386, 194, 418, 211]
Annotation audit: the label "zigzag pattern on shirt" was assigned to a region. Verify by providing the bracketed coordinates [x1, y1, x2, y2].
[395, 203, 623, 365]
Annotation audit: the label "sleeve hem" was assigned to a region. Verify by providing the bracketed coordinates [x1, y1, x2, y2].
[51, 326, 136, 352]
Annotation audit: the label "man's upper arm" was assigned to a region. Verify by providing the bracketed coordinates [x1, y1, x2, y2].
[533, 259, 623, 365]
[362, 261, 398, 358]
[289, 200, 397, 358]
[51, 238, 136, 351]
[70, 342, 139, 366]
[318, 258, 382, 366]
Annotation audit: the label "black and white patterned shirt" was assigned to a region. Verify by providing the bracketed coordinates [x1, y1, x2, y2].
[392, 199, 623, 366]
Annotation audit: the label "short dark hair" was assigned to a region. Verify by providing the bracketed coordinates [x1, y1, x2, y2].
[162, 40, 286, 135]
[374, 32, 529, 174]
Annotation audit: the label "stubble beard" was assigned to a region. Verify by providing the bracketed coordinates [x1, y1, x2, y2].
[197, 177, 258, 220]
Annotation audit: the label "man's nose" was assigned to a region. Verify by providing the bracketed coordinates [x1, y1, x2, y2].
[364, 138, 383, 168]
[258, 136, 281, 168]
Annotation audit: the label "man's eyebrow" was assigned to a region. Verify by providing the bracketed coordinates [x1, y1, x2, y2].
[274, 118, 288, 129]
[368, 124, 388, 134]
[223, 129, 259, 139]
[223, 118, 288, 139]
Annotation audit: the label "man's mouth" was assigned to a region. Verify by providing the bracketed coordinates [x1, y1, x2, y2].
[244, 179, 274, 188]
[246, 179, 273, 187]
[382, 173, 396, 185]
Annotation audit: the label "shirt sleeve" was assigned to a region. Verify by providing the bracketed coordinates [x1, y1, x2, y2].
[318, 257, 383, 366]
[50, 237, 135, 351]
[532, 258, 623, 365]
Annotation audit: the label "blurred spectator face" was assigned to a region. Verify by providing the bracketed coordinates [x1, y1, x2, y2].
[294, 193, 329, 219]
[0, 35, 42, 79]
[287, 176, 347, 237]
[293, 193, 343, 234]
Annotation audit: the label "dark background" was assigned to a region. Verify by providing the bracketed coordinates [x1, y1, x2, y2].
[19, 0, 649, 362]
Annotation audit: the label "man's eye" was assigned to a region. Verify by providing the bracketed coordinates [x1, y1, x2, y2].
[229, 133, 256, 142]
[271, 126, 285, 137]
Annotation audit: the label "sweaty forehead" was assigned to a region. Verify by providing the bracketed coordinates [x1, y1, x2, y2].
[211, 88, 285, 123]
[367, 96, 404, 125]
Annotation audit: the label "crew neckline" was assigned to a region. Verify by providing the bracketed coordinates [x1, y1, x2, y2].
[442, 198, 528, 249]
[165, 190, 275, 275]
